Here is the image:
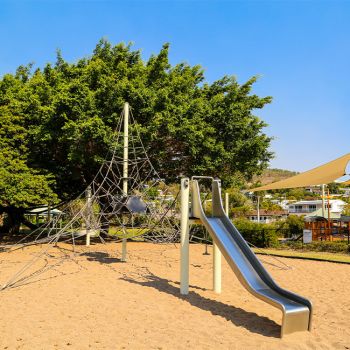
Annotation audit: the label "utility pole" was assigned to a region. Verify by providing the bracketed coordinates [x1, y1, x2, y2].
[321, 184, 325, 218]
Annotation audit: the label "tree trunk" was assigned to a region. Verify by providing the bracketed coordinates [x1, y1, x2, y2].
[6, 207, 23, 235]
[0, 206, 38, 237]
[21, 216, 39, 231]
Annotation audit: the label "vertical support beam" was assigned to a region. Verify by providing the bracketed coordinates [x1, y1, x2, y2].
[257, 196, 260, 223]
[225, 192, 229, 216]
[121, 238, 127, 262]
[225, 192, 230, 216]
[180, 177, 190, 295]
[123, 102, 129, 196]
[321, 184, 325, 218]
[213, 190, 226, 294]
[86, 186, 92, 246]
[213, 243, 221, 293]
[122, 102, 129, 261]
[327, 188, 331, 241]
[47, 203, 51, 228]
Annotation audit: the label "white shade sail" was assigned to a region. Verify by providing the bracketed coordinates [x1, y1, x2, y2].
[250, 153, 350, 192]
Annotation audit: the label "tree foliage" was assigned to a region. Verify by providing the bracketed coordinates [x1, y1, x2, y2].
[0, 40, 273, 234]
[0, 77, 56, 234]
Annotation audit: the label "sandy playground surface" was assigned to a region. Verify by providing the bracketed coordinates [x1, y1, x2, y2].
[0, 242, 349, 350]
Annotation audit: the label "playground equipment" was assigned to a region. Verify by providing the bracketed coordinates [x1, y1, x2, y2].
[180, 177, 313, 337]
[1, 103, 179, 290]
[1, 102, 312, 338]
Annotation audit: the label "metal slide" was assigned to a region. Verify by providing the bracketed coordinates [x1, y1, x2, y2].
[191, 179, 312, 337]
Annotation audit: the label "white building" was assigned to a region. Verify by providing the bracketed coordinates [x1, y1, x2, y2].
[247, 210, 288, 224]
[288, 199, 345, 216]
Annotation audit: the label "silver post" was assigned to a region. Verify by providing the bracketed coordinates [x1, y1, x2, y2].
[321, 184, 325, 218]
[225, 192, 229, 216]
[123, 102, 129, 196]
[213, 187, 223, 294]
[180, 178, 190, 295]
[85, 186, 92, 246]
[122, 102, 129, 261]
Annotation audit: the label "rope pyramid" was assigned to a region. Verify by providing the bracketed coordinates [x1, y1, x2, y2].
[0, 105, 180, 290]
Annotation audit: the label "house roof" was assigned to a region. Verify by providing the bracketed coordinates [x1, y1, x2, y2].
[26, 207, 63, 216]
[305, 208, 341, 221]
[291, 199, 345, 205]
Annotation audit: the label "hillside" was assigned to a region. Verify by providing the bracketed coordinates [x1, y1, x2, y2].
[252, 168, 298, 186]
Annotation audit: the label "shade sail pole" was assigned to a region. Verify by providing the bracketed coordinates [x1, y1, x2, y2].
[321, 184, 325, 218]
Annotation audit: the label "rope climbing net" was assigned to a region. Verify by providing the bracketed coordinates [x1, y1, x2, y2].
[0, 105, 180, 290]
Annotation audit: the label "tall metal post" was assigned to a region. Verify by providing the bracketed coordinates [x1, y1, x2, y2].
[85, 186, 92, 246]
[47, 203, 51, 223]
[321, 184, 325, 218]
[225, 192, 229, 216]
[213, 243, 221, 293]
[123, 102, 129, 196]
[122, 102, 129, 261]
[213, 191, 226, 294]
[257, 196, 260, 223]
[180, 178, 190, 295]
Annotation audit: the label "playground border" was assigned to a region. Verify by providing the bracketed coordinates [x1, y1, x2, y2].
[253, 248, 350, 265]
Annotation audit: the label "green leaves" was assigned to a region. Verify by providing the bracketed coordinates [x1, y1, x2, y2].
[0, 105, 56, 209]
[0, 39, 273, 204]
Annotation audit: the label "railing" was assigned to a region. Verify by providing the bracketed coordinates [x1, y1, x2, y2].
[289, 208, 316, 213]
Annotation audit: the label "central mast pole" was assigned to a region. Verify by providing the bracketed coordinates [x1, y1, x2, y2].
[122, 102, 129, 261]
[123, 102, 129, 196]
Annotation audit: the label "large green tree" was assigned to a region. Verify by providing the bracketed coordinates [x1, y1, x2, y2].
[0, 74, 56, 235]
[0, 40, 273, 234]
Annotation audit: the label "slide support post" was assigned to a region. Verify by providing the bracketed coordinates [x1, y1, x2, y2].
[213, 243, 221, 293]
[180, 177, 190, 295]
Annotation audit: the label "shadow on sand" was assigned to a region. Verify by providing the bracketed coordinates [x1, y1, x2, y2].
[80, 251, 122, 264]
[121, 272, 280, 338]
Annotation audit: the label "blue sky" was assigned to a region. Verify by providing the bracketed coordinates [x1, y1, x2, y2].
[1, 1, 349, 172]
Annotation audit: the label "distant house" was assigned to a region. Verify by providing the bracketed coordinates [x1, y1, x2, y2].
[304, 186, 322, 195]
[340, 187, 350, 197]
[247, 209, 288, 224]
[288, 199, 345, 216]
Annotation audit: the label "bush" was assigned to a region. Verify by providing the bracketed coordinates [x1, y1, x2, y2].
[283, 241, 350, 254]
[187, 218, 279, 248]
[276, 215, 304, 238]
[233, 218, 279, 248]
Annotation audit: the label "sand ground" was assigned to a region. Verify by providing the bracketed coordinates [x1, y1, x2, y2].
[0, 242, 349, 350]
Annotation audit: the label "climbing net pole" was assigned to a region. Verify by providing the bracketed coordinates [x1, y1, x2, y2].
[1, 103, 181, 290]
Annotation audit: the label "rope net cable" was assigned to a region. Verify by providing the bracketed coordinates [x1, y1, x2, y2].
[0, 106, 181, 290]
[0, 106, 291, 290]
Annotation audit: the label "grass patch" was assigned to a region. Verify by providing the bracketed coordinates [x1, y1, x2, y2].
[281, 240, 350, 254]
[253, 248, 350, 264]
[108, 226, 149, 239]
